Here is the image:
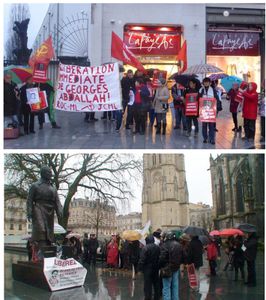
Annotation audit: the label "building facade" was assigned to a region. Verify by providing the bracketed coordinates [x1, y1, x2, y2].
[116, 212, 142, 232]
[210, 154, 264, 237]
[189, 203, 213, 231]
[142, 154, 189, 231]
[32, 3, 264, 88]
[68, 198, 117, 236]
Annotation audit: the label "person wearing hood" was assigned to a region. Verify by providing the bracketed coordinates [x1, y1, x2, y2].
[138, 235, 160, 300]
[243, 232, 258, 287]
[153, 78, 170, 135]
[240, 82, 259, 141]
[226, 83, 241, 132]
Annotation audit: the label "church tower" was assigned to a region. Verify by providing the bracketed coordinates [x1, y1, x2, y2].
[142, 154, 189, 230]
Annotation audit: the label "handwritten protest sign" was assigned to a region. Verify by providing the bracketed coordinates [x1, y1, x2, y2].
[55, 63, 122, 112]
[43, 257, 87, 292]
[185, 93, 198, 116]
[199, 97, 217, 123]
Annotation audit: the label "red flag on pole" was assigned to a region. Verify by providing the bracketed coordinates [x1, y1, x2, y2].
[29, 36, 55, 67]
[177, 40, 187, 73]
[111, 31, 146, 72]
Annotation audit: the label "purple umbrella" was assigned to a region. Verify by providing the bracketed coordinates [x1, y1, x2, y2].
[209, 73, 228, 81]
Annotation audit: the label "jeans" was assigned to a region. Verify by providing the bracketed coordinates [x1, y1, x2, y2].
[143, 268, 160, 300]
[232, 112, 238, 129]
[175, 108, 187, 129]
[4, 115, 19, 128]
[202, 122, 215, 142]
[126, 105, 134, 126]
[162, 270, 179, 300]
[244, 119, 256, 139]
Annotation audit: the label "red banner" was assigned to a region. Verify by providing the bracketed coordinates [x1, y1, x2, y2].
[206, 32, 260, 56]
[187, 264, 198, 290]
[185, 93, 198, 116]
[199, 97, 217, 123]
[152, 70, 167, 87]
[124, 30, 181, 56]
[30, 91, 48, 112]
[235, 81, 248, 103]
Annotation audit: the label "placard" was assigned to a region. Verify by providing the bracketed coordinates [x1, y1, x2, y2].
[152, 70, 167, 87]
[199, 97, 217, 123]
[30, 91, 48, 112]
[26, 88, 40, 105]
[43, 257, 87, 292]
[55, 63, 122, 112]
[185, 93, 198, 116]
[187, 263, 198, 290]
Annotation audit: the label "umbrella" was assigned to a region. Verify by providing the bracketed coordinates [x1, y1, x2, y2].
[199, 235, 210, 246]
[122, 230, 142, 241]
[210, 230, 220, 236]
[54, 223, 66, 234]
[169, 74, 201, 89]
[65, 232, 82, 239]
[209, 73, 228, 81]
[4, 65, 33, 84]
[221, 76, 243, 92]
[182, 226, 209, 236]
[182, 64, 224, 75]
[237, 223, 256, 233]
[219, 228, 244, 237]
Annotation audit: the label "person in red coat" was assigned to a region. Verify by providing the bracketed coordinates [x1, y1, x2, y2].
[226, 83, 240, 132]
[207, 238, 218, 276]
[240, 82, 259, 140]
[107, 235, 119, 268]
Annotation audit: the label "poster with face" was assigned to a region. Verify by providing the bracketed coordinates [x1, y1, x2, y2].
[30, 91, 48, 112]
[199, 97, 217, 122]
[26, 88, 40, 105]
[185, 93, 198, 116]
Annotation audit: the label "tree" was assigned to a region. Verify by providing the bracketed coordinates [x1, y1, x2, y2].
[5, 4, 30, 60]
[5, 154, 142, 228]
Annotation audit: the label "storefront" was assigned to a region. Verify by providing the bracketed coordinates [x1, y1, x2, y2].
[206, 28, 262, 89]
[123, 24, 183, 78]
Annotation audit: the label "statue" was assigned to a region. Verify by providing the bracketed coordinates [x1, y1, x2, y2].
[27, 166, 63, 250]
[12, 18, 32, 65]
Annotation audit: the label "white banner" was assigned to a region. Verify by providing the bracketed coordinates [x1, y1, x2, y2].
[55, 62, 122, 112]
[43, 257, 87, 292]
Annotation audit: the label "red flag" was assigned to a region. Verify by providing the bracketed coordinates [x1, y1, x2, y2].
[111, 31, 146, 72]
[29, 36, 55, 67]
[177, 40, 187, 73]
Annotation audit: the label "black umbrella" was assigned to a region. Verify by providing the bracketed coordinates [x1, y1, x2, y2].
[199, 235, 210, 246]
[169, 74, 201, 89]
[237, 223, 256, 233]
[182, 226, 209, 237]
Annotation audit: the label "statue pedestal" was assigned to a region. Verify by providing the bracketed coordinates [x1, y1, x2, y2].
[12, 261, 50, 290]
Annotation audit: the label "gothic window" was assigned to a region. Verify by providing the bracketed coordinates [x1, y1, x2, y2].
[236, 173, 245, 212]
[217, 168, 226, 215]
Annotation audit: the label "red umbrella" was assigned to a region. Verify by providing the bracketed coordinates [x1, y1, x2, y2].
[210, 230, 220, 236]
[219, 228, 244, 237]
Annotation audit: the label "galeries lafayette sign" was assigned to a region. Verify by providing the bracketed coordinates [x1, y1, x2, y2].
[206, 32, 260, 56]
[124, 31, 181, 55]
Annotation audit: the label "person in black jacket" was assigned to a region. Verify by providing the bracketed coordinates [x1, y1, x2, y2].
[244, 232, 258, 287]
[187, 235, 203, 291]
[139, 235, 160, 300]
[83, 233, 89, 264]
[233, 235, 245, 281]
[159, 231, 182, 300]
[88, 233, 99, 266]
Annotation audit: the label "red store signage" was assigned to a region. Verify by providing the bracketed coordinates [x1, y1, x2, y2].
[124, 28, 181, 56]
[206, 31, 260, 56]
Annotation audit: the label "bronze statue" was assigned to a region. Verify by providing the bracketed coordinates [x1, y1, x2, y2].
[27, 166, 63, 249]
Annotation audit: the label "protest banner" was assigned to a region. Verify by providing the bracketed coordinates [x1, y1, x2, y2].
[55, 62, 122, 112]
[199, 97, 217, 123]
[30, 90, 48, 112]
[185, 93, 198, 116]
[26, 88, 40, 105]
[152, 69, 167, 87]
[187, 263, 198, 290]
[43, 257, 87, 292]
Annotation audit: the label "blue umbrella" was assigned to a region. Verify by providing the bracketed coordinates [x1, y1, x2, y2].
[221, 76, 243, 92]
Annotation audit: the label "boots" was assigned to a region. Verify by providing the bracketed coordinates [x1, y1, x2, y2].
[156, 123, 161, 134]
[162, 123, 166, 135]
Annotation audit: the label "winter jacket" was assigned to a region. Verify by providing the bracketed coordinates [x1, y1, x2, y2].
[244, 233, 258, 262]
[187, 236, 203, 269]
[227, 88, 239, 113]
[242, 82, 259, 120]
[153, 85, 170, 113]
[159, 239, 182, 272]
[138, 235, 160, 272]
[128, 240, 140, 265]
[121, 76, 135, 102]
[207, 242, 218, 260]
[233, 239, 245, 267]
[107, 241, 119, 266]
[171, 84, 185, 109]
[4, 81, 18, 116]
[134, 84, 151, 110]
[88, 238, 99, 253]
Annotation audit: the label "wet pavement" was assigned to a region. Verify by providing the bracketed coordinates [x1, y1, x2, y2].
[4, 101, 265, 149]
[5, 250, 264, 300]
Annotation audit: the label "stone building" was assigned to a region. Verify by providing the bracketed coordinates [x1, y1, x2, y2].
[4, 196, 30, 236]
[68, 198, 117, 236]
[142, 154, 189, 231]
[116, 212, 142, 232]
[210, 154, 264, 237]
[189, 203, 213, 231]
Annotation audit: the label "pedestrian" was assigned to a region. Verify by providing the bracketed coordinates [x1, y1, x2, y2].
[232, 235, 245, 281]
[226, 83, 241, 132]
[199, 77, 220, 144]
[240, 82, 259, 141]
[214, 236, 222, 259]
[243, 232, 258, 287]
[107, 234, 119, 268]
[223, 236, 234, 271]
[172, 82, 187, 130]
[69, 237, 82, 261]
[159, 231, 182, 300]
[179, 233, 191, 278]
[183, 79, 200, 137]
[259, 89, 265, 142]
[153, 78, 170, 135]
[153, 228, 162, 246]
[187, 235, 203, 291]
[82, 233, 89, 264]
[207, 237, 218, 276]
[88, 233, 99, 266]
[138, 235, 160, 300]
